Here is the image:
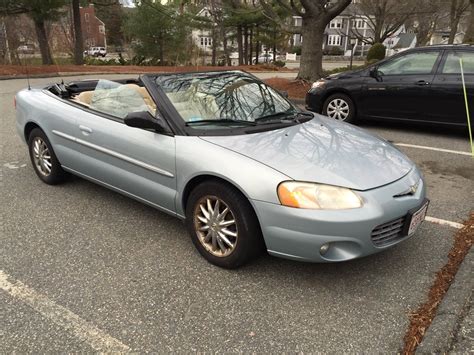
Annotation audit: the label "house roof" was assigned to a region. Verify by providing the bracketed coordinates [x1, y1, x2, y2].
[394, 33, 416, 49]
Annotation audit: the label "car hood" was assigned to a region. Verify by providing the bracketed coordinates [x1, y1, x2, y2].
[199, 115, 413, 191]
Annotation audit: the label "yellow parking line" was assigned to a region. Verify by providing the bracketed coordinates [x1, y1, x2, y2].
[395, 143, 471, 156]
[425, 216, 464, 229]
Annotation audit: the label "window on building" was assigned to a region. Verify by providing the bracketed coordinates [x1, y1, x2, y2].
[355, 19, 366, 29]
[330, 19, 343, 29]
[85, 13, 90, 22]
[99, 25, 105, 34]
[328, 35, 341, 46]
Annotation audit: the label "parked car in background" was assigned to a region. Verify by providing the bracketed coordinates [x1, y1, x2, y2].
[84, 47, 107, 57]
[15, 71, 428, 269]
[252, 53, 274, 64]
[306, 45, 473, 127]
[17, 44, 35, 54]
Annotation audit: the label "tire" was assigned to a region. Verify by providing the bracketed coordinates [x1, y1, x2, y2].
[28, 128, 67, 185]
[323, 93, 356, 123]
[185, 180, 264, 269]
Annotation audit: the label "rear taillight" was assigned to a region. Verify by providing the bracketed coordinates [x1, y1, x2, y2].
[13, 96, 16, 109]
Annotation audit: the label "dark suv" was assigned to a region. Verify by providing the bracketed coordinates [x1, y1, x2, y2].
[305, 45, 473, 127]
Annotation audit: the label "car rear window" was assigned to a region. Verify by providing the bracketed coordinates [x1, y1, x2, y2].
[441, 51, 474, 74]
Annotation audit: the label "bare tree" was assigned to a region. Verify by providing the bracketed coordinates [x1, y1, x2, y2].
[404, 0, 446, 46]
[464, 0, 474, 43]
[262, 0, 351, 82]
[448, 0, 470, 44]
[347, 0, 418, 45]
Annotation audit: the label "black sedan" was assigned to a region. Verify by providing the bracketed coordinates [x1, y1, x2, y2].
[306, 45, 473, 127]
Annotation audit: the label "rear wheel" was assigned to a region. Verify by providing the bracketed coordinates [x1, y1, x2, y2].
[185, 180, 263, 268]
[28, 128, 66, 185]
[323, 93, 356, 123]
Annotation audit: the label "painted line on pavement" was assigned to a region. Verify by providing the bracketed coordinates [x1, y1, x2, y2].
[425, 216, 464, 229]
[394, 143, 471, 156]
[0, 270, 131, 352]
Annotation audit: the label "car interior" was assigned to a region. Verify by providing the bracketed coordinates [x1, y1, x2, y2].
[49, 78, 157, 118]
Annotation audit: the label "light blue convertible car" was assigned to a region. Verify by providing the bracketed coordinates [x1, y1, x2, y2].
[15, 71, 428, 268]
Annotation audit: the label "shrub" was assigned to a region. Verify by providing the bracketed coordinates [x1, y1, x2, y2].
[323, 46, 344, 56]
[292, 46, 302, 55]
[273, 60, 286, 67]
[367, 43, 386, 62]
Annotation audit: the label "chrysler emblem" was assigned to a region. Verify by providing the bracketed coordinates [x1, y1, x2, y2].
[394, 180, 420, 198]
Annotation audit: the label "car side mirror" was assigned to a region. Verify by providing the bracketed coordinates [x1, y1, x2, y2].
[369, 67, 383, 81]
[124, 111, 167, 133]
[369, 67, 378, 78]
[279, 90, 289, 98]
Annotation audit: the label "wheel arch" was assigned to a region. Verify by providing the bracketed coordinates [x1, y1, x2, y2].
[181, 174, 253, 215]
[24, 121, 42, 142]
[180, 173, 267, 248]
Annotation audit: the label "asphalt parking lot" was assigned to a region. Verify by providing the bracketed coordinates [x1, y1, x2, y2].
[1, 74, 473, 352]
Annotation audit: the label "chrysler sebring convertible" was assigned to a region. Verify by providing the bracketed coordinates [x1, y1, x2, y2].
[15, 70, 428, 268]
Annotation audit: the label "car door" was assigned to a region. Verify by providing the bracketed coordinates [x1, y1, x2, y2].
[362, 50, 442, 120]
[63, 80, 177, 215]
[428, 49, 474, 126]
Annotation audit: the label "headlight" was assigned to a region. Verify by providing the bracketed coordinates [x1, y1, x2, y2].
[311, 80, 326, 89]
[277, 181, 363, 209]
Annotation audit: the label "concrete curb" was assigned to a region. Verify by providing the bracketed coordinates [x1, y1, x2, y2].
[416, 247, 474, 353]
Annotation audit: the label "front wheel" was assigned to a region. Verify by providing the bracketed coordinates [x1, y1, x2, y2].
[323, 93, 356, 123]
[28, 128, 67, 185]
[185, 180, 263, 269]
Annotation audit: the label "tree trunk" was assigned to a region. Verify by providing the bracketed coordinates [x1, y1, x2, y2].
[249, 27, 253, 65]
[34, 18, 53, 65]
[449, 0, 460, 44]
[255, 25, 259, 65]
[72, 0, 83, 65]
[272, 26, 276, 62]
[237, 25, 243, 65]
[211, 27, 217, 66]
[221, 29, 231, 66]
[243, 26, 248, 65]
[297, 18, 325, 81]
[463, 0, 474, 43]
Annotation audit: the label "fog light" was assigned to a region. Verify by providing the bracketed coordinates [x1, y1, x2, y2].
[320, 243, 330, 256]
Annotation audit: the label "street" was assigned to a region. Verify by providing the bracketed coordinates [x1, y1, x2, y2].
[1, 74, 473, 352]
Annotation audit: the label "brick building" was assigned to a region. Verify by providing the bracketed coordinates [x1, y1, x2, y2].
[81, 4, 106, 49]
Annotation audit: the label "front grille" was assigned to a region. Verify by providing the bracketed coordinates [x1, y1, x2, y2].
[371, 216, 406, 247]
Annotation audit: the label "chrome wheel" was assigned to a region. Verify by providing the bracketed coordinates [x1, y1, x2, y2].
[326, 98, 350, 121]
[32, 137, 52, 176]
[194, 196, 238, 257]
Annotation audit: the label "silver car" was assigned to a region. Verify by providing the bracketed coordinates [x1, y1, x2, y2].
[15, 71, 429, 268]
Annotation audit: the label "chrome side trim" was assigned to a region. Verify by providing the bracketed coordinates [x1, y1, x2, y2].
[52, 130, 174, 178]
[62, 166, 177, 217]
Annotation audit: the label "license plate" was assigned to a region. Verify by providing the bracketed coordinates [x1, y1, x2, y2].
[407, 201, 429, 236]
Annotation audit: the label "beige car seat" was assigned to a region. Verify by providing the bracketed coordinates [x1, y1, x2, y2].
[71, 84, 157, 114]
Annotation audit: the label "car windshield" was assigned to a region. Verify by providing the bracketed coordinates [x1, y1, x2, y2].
[154, 72, 297, 128]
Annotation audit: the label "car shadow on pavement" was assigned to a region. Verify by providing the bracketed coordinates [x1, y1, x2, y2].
[357, 119, 469, 139]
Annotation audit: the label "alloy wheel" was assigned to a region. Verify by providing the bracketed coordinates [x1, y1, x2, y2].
[194, 196, 238, 257]
[326, 98, 350, 121]
[32, 137, 52, 176]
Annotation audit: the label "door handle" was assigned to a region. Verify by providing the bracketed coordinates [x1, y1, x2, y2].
[415, 80, 430, 86]
[79, 125, 93, 135]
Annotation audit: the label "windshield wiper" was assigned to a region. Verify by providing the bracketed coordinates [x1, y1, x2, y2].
[255, 111, 296, 123]
[185, 119, 257, 126]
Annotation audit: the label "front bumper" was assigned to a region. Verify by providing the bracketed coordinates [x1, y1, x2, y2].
[305, 88, 325, 113]
[252, 169, 427, 262]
